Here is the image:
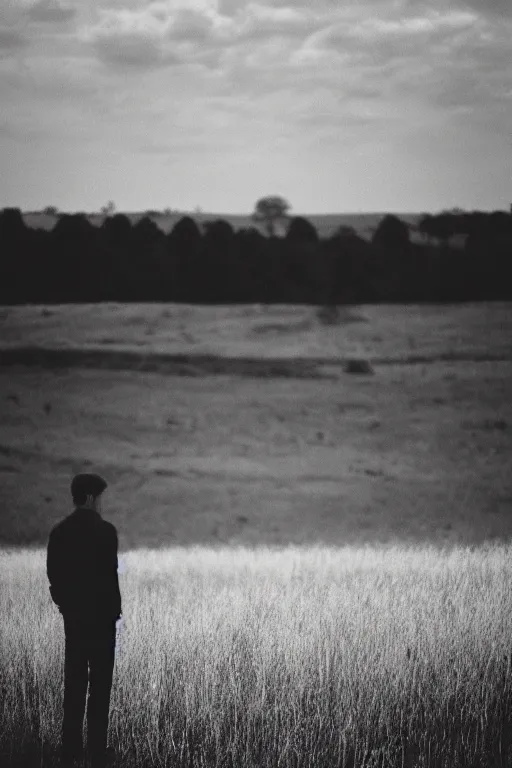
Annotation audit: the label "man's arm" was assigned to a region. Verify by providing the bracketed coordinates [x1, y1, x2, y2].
[110, 525, 122, 620]
[46, 527, 65, 612]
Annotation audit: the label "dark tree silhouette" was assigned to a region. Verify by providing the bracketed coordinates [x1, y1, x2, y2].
[203, 219, 235, 242]
[0, 208, 30, 303]
[0, 207, 26, 239]
[236, 226, 265, 244]
[124, 217, 167, 301]
[371, 216, 412, 301]
[335, 225, 358, 240]
[102, 213, 132, 245]
[201, 219, 243, 302]
[234, 227, 268, 302]
[279, 217, 322, 303]
[418, 214, 435, 243]
[166, 217, 203, 302]
[133, 216, 162, 242]
[285, 216, 319, 244]
[96, 214, 133, 301]
[325, 228, 372, 304]
[51, 214, 98, 302]
[372, 215, 410, 250]
[427, 213, 457, 244]
[488, 211, 512, 239]
[2, 204, 512, 306]
[52, 214, 96, 250]
[169, 216, 202, 249]
[251, 196, 291, 237]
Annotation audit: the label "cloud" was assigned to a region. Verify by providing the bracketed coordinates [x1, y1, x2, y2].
[27, 1, 76, 24]
[166, 8, 215, 42]
[308, 8, 476, 55]
[0, 118, 56, 143]
[423, 24, 512, 131]
[3, 0, 512, 198]
[92, 31, 180, 69]
[85, 5, 214, 71]
[233, 3, 315, 41]
[86, 6, 181, 70]
[136, 129, 250, 156]
[83, 1, 320, 72]
[461, 0, 512, 17]
[0, 28, 27, 51]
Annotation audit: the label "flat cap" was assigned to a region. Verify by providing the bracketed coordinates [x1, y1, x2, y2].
[71, 473, 108, 499]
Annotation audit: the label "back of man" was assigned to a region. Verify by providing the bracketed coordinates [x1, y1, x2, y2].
[47, 473, 121, 768]
[47, 508, 121, 621]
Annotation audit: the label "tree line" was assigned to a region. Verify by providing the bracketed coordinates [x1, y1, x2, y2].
[1, 203, 511, 306]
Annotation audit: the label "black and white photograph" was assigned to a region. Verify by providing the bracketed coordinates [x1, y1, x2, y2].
[1, 1, 512, 767]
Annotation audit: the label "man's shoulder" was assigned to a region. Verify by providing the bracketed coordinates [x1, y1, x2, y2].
[49, 514, 117, 540]
[102, 520, 118, 538]
[49, 516, 69, 537]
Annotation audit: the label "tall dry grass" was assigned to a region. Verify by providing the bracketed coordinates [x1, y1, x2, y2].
[1, 544, 512, 767]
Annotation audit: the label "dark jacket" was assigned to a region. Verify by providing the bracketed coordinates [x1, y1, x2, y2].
[46, 508, 122, 621]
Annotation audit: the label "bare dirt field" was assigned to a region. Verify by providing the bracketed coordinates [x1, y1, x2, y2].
[1, 302, 511, 550]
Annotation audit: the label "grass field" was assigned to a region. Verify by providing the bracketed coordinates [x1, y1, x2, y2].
[2, 302, 511, 361]
[2, 543, 512, 768]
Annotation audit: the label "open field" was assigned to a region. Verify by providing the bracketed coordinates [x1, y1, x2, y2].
[2, 303, 512, 768]
[1, 302, 511, 549]
[3, 302, 511, 361]
[2, 544, 512, 768]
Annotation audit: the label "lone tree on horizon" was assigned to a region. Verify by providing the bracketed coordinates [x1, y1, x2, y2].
[251, 195, 291, 237]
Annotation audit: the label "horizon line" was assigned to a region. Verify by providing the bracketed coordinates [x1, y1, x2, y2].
[18, 206, 511, 218]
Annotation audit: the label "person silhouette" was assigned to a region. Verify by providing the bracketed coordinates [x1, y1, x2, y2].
[47, 473, 122, 768]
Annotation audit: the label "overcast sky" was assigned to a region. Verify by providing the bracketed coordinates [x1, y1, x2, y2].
[1, 0, 511, 214]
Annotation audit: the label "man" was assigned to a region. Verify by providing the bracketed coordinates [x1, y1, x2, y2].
[47, 473, 122, 768]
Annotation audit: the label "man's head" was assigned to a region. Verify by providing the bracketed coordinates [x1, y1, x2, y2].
[71, 473, 108, 512]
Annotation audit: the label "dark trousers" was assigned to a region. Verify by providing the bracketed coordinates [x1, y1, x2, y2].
[61, 614, 116, 763]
